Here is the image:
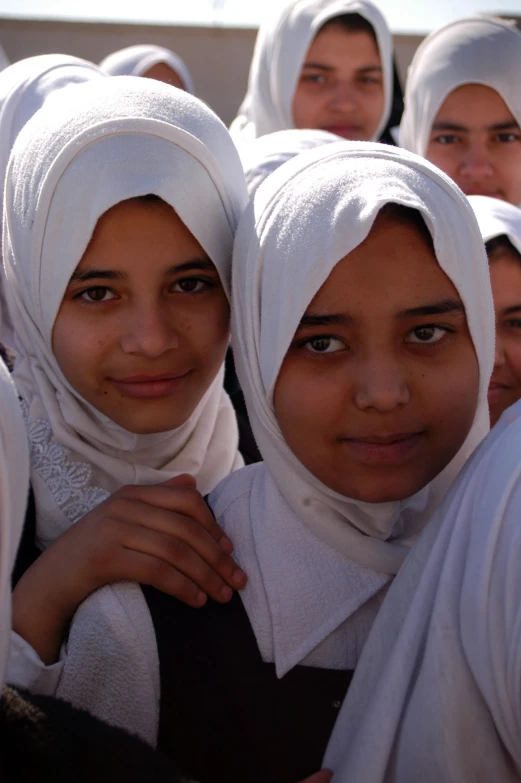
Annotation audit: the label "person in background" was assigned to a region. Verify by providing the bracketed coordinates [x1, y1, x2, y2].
[100, 44, 193, 92]
[230, 0, 400, 148]
[399, 16, 521, 206]
[467, 195, 521, 426]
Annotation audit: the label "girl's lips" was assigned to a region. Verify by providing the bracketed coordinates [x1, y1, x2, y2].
[322, 125, 363, 138]
[110, 371, 191, 399]
[340, 432, 424, 466]
[487, 382, 512, 404]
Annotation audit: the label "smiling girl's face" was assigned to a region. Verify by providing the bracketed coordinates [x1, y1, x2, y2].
[274, 206, 479, 503]
[52, 197, 230, 434]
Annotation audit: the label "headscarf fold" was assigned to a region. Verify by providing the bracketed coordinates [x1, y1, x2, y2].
[230, 0, 393, 145]
[325, 399, 521, 782]
[232, 141, 493, 575]
[3, 76, 246, 741]
[468, 194, 521, 253]
[0, 358, 29, 687]
[0, 54, 104, 346]
[240, 128, 341, 197]
[100, 45, 194, 93]
[399, 16, 521, 157]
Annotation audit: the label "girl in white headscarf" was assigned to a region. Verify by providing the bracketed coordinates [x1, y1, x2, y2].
[399, 16, 521, 206]
[3, 76, 248, 743]
[240, 128, 341, 197]
[230, 0, 395, 147]
[0, 54, 104, 349]
[100, 44, 194, 92]
[467, 196, 521, 427]
[122, 142, 492, 782]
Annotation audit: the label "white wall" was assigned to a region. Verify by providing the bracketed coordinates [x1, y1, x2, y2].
[0, 16, 424, 125]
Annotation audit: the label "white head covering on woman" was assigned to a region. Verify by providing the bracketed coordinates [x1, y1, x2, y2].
[468, 194, 521, 253]
[231, 141, 494, 577]
[240, 128, 341, 197]
[3, 76, 246, 742]
[230, 0, 393, 145]
[99, 44, 194, 93]
[325, 399, 521, 782]
[0, 54, 104, 347]
[399, 16, 521, 157]
[0, 358, 29, 688]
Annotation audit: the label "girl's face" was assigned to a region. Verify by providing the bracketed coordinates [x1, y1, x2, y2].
[426, 84, 521, 206]
[142, 62, 187, 91]
[488, 245, 521, 426]
[274, 211, 479, 504]
[292, 23, 384, 141]
[53, 198, 230, 434]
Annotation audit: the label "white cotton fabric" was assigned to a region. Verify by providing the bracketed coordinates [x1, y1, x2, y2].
[325, 399, 521, 782]
[240, 128, 341, 197]
[230, 0, 393, 145]
[399, 16, 521, 157]
[100, 45, 194, 93]
[3, 76, 246, 743]
[0, 54, 104, 347]
[231, 141, 494, 576]
[468, 194, 521, 254]
[0, 359, 29, 687]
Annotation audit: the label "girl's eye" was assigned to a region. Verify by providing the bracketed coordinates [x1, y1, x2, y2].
[304, 336, 345, 354]
[433, 134, 459, 145]
[505, 319, 521, 329]
[78, 287, 115, 303]
[406, 325, 448, 344]
[302, 73, 327, 85]
[495, 132, 521, 144]
[172, 278, 209, 293]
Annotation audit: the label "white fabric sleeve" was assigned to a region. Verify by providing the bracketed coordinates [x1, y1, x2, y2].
[5, 630, 64, 695]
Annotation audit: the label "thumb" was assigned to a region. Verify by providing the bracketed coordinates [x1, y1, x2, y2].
[161, 473, 197, 489]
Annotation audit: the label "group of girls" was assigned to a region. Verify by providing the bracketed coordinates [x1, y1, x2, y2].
[1, 1, 521, 781]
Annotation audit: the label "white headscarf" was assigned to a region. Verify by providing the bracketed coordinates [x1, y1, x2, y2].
[99, 45, 194, 93]
[0, 54, 104, 347]
[468, 194, 521, 254]
[0, 358, 29, 688]
[2, 77, 246, 741]
[230, 0, 393, 145]
[325, 399, 521, 782]
[399, 16, 521, 157]
[240, 128, 341, 196]
[232, 141, 494, 575]
[0, 46, 9, 72]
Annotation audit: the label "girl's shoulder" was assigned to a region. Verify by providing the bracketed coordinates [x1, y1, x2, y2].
[208, 462, 265, 522]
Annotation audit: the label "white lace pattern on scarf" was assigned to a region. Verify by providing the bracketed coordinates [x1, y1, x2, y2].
[21, 400, 110, 525]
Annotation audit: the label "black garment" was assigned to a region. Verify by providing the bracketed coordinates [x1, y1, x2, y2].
[379, 59, 404, 146]
[142, 585, 353, 783]
[224, 348, 261, 466]
[0, 685, 178, 782]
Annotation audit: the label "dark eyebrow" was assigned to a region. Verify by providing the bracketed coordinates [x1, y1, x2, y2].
[397, 299, 465, 319]
[302, 62, 335, 72]
[488, 121, 520, 132]
[298, 312, 353, 328]
[69, 257, 214, 284]
[431, 122, 468, 133]
[503, 304, 521, 316]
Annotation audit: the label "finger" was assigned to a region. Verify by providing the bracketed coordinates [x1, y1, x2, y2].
[117, 483, 234, 552]
[161, 473, 197, 489]
[120, 526, 235, 603]
[115, 549, 208, 608]
[299, 772, 333, 783]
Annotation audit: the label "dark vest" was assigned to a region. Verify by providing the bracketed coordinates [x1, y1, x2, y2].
[142, 585, 352, 783]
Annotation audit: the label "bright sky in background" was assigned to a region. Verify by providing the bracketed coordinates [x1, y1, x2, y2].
[0, 0, 519, 33]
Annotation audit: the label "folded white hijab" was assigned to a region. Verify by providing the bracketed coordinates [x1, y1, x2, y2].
[0, 54, 104, 347]
[0, 358, 29, 688]
[240, 128, 341, 197]
[100, 45, 194, 93]
[230, 0, 393, 145]
[326, 398, 521, 782]
[232, 141, 494, 575]
[469, 194, 521, 252]
[3, 76, 246, 741]
[399, 16, 521, 157]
